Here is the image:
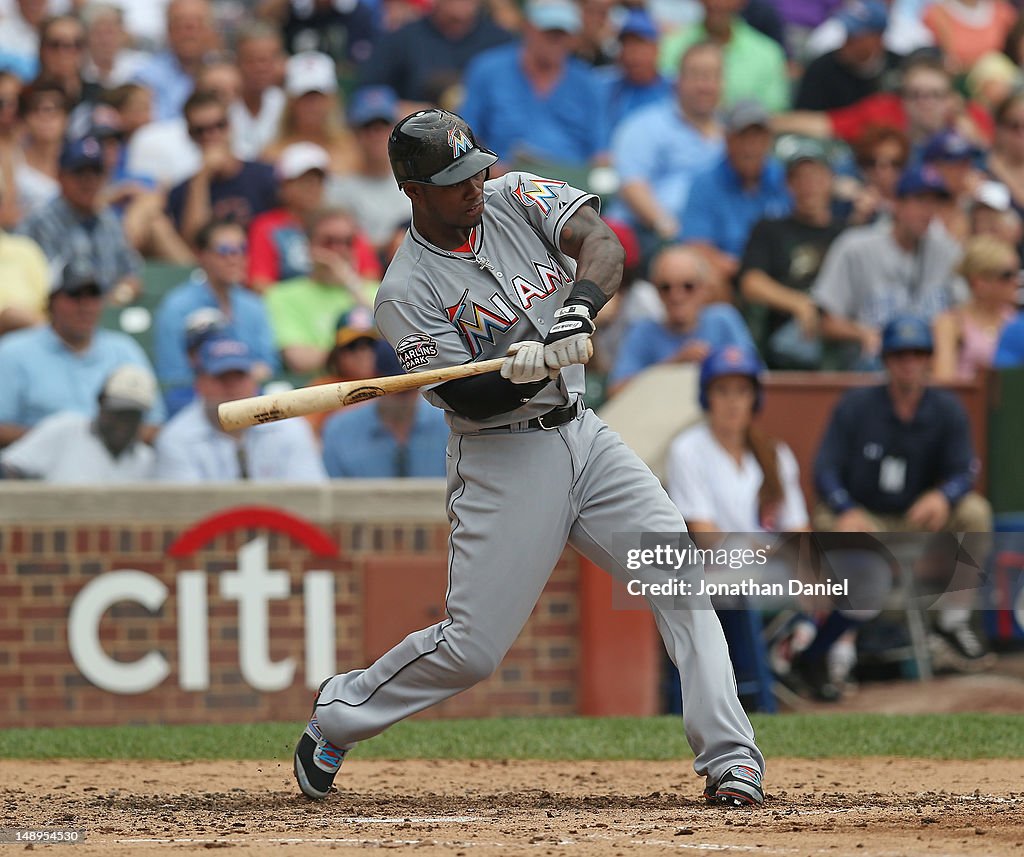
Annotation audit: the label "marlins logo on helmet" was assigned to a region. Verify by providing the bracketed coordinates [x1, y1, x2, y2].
[448, 126, 472, 158]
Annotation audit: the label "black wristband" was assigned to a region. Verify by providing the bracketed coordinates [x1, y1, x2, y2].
[568, 278, 609, 316]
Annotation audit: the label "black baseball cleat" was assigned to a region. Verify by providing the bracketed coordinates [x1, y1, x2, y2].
[708, 765, 764, 807]
[929, 625, 997, 673]
[294, 681, 351, 800]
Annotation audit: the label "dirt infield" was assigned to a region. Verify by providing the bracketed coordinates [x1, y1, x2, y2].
[4, 758, 1023, 856]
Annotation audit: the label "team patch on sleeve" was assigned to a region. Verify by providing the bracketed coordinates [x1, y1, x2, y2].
[396, 333, 439, 371]
[511, 176, 568, 216]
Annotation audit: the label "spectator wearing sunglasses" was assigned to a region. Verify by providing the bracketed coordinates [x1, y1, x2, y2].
[154, 218, 278, 416]
[35, 14, 101, 115]
[0, 261, 164, 449]
[607, 244, 755, 396]
[17, 134, 142, 304]
[932, 234, 1019, 382]
[166, 90, 278, 247]
[265, 208, 379, 380]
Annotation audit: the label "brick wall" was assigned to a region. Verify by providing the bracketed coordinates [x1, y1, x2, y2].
[0, 515, 581, 728]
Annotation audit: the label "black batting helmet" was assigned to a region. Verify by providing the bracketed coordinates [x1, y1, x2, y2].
[388, 109, 498, 188]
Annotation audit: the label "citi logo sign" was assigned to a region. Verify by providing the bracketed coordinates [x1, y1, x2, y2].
[68, 507, 339, 695]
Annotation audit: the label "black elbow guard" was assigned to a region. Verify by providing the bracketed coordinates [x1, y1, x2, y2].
[435, 373, 551, 421]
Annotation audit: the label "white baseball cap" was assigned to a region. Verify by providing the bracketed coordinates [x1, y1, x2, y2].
[277, 142, 330, 181]
[285, 51, 338, 97]
[973, 180, 1012, 212]
[101, 365, 158, 411]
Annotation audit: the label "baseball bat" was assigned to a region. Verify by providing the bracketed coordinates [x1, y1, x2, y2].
[218, 357, 507, 431]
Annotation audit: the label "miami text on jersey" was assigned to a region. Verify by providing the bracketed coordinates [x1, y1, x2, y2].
[445, 289, 519, 358]
[511, 255, 573, 310]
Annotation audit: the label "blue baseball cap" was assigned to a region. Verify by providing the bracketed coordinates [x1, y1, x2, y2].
[59, 135, 105, 172]
[348, 85, 398, 127]
[881, 316, 934, 355]
[895, 165, 950, 198]
[619, 9, 658, 41]
[921, 129, 982, 164]
[699, 345, 765, 411]
[526, 0, 582, 34]
[837, 0, 888, 38]
[197, 337, 255, 376]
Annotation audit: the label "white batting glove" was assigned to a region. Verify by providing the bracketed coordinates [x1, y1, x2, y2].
[543, 304, 596, 369]
[500, 341, 555, 384]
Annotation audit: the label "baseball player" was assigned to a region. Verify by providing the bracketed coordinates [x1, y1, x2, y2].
[293, 109, 766, 806]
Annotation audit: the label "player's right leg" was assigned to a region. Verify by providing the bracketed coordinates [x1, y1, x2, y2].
[294, 429, 576, 798]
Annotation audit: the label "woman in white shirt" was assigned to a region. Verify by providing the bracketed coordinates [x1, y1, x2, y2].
[666, 345, 859, 702]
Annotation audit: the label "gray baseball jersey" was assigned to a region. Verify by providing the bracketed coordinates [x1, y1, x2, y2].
[315, 172, 765, 790]
[374, 172, 590, 432]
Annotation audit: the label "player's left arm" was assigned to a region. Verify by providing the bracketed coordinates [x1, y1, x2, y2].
[542, 205, 625, 370]
[558, 204, 624, 314]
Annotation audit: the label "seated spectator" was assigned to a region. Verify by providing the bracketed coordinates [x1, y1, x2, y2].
[803, 0, 935, 59]
[598, 9, 672, 132]
[229, 22, 286, 162]
[739, 139, 845, 369]
[0, 188, 48, 334]
[0, 0, 46, 81]
[248, 142, 329, 292]
[324, 86, 411, 264]
[36, 14, 101, 120]
[133, 0, 219, 121]
[814, 315, 996, 672]
[11, 81, 67, 223]
[680, 100, 792, 280]
[262, 0, 377, 82]
[658, 0, 789, 112]
[86, 103, 194, 265]
[0, 364, 156, 482]
[305, 305, 383, 437]
[794, 0, 900, 112]
[812, 166, 963, 370]
[155, 336, 327, 482]
[154, 218, 278, 415]
[458, 0, 610, 170]
[357, 0, 514, 110]
[667, 345, 862, 700]
[265, 208, 379, 378]
[969, 181, 1023, 246]
[994, 310, 1024, 367]
[262, 51, 359, 177]
[322, 345, 448, 478]
[610, 41, 724, 254]
[922, 0, 1016, 75]
[0, 262, 165, 447]
[575, 0, 616, 67]
[607, 244, 755, 394]
[167, 89, 278, 246]
[933, 234, 1018, 381]
[984, 92, 1024, 222]
[775, 51, 993, 151]
[81, 2, 149, 91]
[921, 129, 985, 242]
[18, 134, 143, 305]
[964, 51, 1021, 119]
[843, 125, 910, 226]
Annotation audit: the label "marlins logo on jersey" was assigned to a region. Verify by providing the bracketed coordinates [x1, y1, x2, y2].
[445, 289, 519, 358]
[511, 177, 567, 216]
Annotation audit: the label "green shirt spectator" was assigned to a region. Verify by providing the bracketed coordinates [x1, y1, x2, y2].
[658, 16, 789, 113]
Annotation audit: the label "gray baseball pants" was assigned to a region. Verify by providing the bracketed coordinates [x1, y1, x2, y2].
[315, 408, 764, 783]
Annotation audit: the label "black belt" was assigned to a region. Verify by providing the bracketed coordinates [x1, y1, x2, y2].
[528, 399, 583, 430]
[477, 399, 584, 433]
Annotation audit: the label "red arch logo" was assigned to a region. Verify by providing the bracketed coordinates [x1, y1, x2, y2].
[167, 506, 338, 558]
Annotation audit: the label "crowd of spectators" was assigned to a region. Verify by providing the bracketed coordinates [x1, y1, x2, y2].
[1, 0, 1022, 692]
